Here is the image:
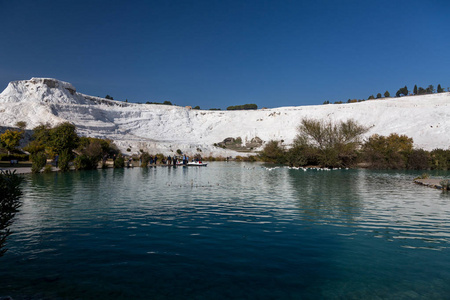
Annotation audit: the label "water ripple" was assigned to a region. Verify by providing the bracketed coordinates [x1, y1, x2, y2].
[2, 164, 450, 299]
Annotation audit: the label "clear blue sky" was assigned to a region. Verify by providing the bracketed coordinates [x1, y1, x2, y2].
[1, 0, 449, 109]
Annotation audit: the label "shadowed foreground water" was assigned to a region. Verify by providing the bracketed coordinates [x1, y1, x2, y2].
[1, 163, 450, 299]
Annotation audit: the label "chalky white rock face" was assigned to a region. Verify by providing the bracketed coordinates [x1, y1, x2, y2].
[0, 78, 449, 155]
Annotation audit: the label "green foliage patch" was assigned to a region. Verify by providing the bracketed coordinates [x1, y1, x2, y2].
[226, 104, 257, 110]
[0, 170, 23, 256]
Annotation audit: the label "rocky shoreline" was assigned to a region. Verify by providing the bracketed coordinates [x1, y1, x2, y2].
[414, 178, 447, 190]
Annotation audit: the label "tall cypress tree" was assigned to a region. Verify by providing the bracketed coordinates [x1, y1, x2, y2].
[437, 84, 444, 93]
[402, 86, 409, 96]
[413, 85, 418, 95]
[396, 86, 408, 97]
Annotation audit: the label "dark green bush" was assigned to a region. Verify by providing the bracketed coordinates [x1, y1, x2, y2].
[114, 154, 125, 168]
[430, 149, 450, 170]
[58, 149, 71, 172]
[363, 133, 413, 169]
[0, 170, 23, 256]
[30, 152, 47, 173]
[259, 140, 286, 164]
[74, 154, 98, 170]
[407, 149, 430, 170]
[286, 145, 308, 167]
[140, 152, 151, 167]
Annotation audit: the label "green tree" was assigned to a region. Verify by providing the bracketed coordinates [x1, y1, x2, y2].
[407, 149, 430, 170]
[23, 140, 45, 155]
[78, 137, 117, 157]
[368, 95, 375, 100]
[376, 93, 382, 99]
[0, 130, 23, 154]
[259, 140, 286, 164]
[363, 133, 414, 169]
[430, 148, 450, 170]
[293, 118, 368, 167]
[0, 170, 23, 256]
[140, 152, 151, 167]
[396, 86, 408, 97]
[49, 122, 79, 155]
[58, 149, 71, 172]
[105, 95, 114, 100]
[437, 84, 444, 93]
[74, 154, 98, 170]
[426, 85, 434, 94]
[413, 85, 418, 95]
[31, 123, 52, 146]
[418, 87, 426, 95]
[114, 153, 125, 168]
[30, 152, 47, 173]
[286, 144, 308, 166]
[384, 91, 390, 98]
[74, 138, 112, 170]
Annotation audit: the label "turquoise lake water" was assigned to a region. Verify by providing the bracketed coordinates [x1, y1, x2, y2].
[1, 163, 450, 299]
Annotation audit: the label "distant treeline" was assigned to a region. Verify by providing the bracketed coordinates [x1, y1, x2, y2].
[324, 83, 448, 105]
[145, 100, 174, 106]
[226, 104, 258, 110]
[104, 95, 259, 111]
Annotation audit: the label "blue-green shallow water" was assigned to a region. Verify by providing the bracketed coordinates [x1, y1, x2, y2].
[1, 163, 450, 299]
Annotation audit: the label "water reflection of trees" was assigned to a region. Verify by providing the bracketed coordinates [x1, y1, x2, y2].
[287, 169, 450, 250]
[287, 169, 363, 224]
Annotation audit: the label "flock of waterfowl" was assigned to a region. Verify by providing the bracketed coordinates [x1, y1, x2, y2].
[262, 166, 349, 171]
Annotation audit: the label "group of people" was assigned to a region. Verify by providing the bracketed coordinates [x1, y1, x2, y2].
[138, 154, 201, 167]
[167, 154, 190, 166]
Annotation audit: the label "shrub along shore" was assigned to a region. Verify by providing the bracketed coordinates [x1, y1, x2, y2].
[258, 118, 450, 171]
[1, 118, 450, 173]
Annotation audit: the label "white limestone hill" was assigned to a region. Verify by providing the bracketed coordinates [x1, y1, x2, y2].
[0, 77, 449, 156]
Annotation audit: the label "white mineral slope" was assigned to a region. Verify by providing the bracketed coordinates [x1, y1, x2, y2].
[0, 77, 449, 156]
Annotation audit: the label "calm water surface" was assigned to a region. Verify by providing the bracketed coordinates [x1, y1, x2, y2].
[1, 162, 450, 299]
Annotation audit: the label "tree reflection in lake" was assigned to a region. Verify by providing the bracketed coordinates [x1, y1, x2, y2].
[287, 168, 363, 224]
[286, 168, 450, 250]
